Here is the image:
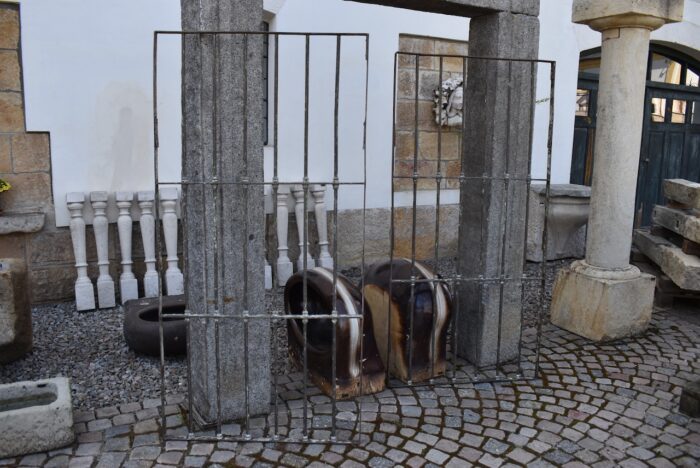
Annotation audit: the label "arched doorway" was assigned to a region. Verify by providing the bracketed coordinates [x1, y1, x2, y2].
[571, 44, 700, 227]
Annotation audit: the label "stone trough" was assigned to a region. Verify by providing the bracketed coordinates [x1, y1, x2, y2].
[0, 377, 75, 458]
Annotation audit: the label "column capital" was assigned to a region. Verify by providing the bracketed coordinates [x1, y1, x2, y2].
[573, 0, 683, 31]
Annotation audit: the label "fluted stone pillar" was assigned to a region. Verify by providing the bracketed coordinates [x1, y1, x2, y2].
[551, 0, 683, 341]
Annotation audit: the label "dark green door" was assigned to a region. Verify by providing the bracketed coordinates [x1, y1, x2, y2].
[636, 87, 700, 225]
[570, 45, 700, 227]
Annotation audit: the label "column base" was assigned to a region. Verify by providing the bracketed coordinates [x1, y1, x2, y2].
[551, 261, 656, 341]
[120, 277, 139, 303]
[264, 264, 272, 291]
[143, 272, 159, 298]
[74, 279, 96, 312]
[276, 260, 294, 287]
[165, 269, 184, 296]
[96, 277, 116, 309]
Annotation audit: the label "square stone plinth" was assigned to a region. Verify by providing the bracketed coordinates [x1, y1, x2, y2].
[573, 0, 683, 26]
[550, 265, 655, 342]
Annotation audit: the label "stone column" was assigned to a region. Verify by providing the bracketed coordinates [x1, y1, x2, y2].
[551, 0, 683, 341]
[181, 0, 269, 424]
[90, 191, 115, 309]
[66, 192, 95, 311]
[457, 11, 540, 366]
[292, 185, 315, 271]
[138, 191, 159, 298]
[276, 187, 294, 286]
[159, 187, 184, 296]
[312, 185, 334, 270]
[116, 192, 138, 303]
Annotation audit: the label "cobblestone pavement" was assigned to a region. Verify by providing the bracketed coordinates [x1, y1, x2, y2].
[1, 309, 699, 468]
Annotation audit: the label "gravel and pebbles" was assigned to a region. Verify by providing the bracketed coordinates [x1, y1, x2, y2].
[0, 259, 570, 411]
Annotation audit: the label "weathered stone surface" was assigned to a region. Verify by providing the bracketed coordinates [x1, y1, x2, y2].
[29, 266, 76, 304]
[0, 5, 19, 50]
[0, 135, 10, 173]
[182, 0, 269, 423]
[0, 258, 31, 361]
[0, 378, 75, 458]
[457, 11, 539, 366]
[652, 205, 700, 244]
[0, 92, 24, 132]
[0, 173, 51, 211]
[633, 229, 700, 291]
[663, 179, 700, 210]
[573, 0, 683, 29]
[550, 261, 655, 342]
[12, 133, 51, 173]
[0, 213, 45, 235]
[0, 50, 21, 92]
[527, 185, 591, 262]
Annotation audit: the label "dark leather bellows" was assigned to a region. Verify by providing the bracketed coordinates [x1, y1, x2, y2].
[284, 268, 385, 399]
[363, 259, 452, 383]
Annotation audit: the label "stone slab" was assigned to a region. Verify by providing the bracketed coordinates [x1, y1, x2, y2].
[346, 0, 539, 17]
[0, 377, 75, 458]
[663, 179, 700, 210]
[573, 0, 684, 26]
[0, 258, 31, 363]
[652, 205, 700, 244]
[550, 261, 655, 342]
[0, 212, 45, 235]
[633, 229, 700, 292]
[530, 183, 591, 198]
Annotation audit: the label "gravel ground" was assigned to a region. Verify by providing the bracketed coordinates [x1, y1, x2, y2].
[0, 259, 571, 411]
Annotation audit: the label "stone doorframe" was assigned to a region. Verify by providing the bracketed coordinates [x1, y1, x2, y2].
[348, 0, 541, 366]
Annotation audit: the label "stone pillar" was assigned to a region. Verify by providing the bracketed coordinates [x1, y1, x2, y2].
[551, 0, 683, 341]
[116, 192, 138, 303]
[456, 11, 540, 366]
[181, 0, 269, 423]
[90, 191, 115, 309]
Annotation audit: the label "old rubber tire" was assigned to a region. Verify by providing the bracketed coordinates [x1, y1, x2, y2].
[123, 295, 187, 357]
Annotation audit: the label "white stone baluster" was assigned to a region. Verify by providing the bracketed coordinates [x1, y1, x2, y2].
[265, 258, 273, 291]
[90, 191, 116, 309]
[292, 185, 315, 271]
[138, 191, 159, 297]
[116, 192, 138, 303]
[159, 187, 184, 296]
[312, 184, 333, 270]
[276, 186, 294, 286]
[67, 192, 95, 311]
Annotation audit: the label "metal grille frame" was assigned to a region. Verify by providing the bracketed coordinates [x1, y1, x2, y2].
[387, 51, 556, 389]
[152, 30, 370, 445]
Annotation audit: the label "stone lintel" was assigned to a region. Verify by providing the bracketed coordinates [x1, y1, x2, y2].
[550, 260, 655, 342]
[345, 0, 539, 18]
[573, 0, 684, 31]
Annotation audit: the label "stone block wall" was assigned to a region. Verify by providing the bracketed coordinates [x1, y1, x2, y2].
[394, 34, 468, 191]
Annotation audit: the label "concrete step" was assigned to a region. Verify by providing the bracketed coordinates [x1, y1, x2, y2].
[633, 229, 700, 292]
[663, 179, 700, 210]
[653, 205, 700, 244]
